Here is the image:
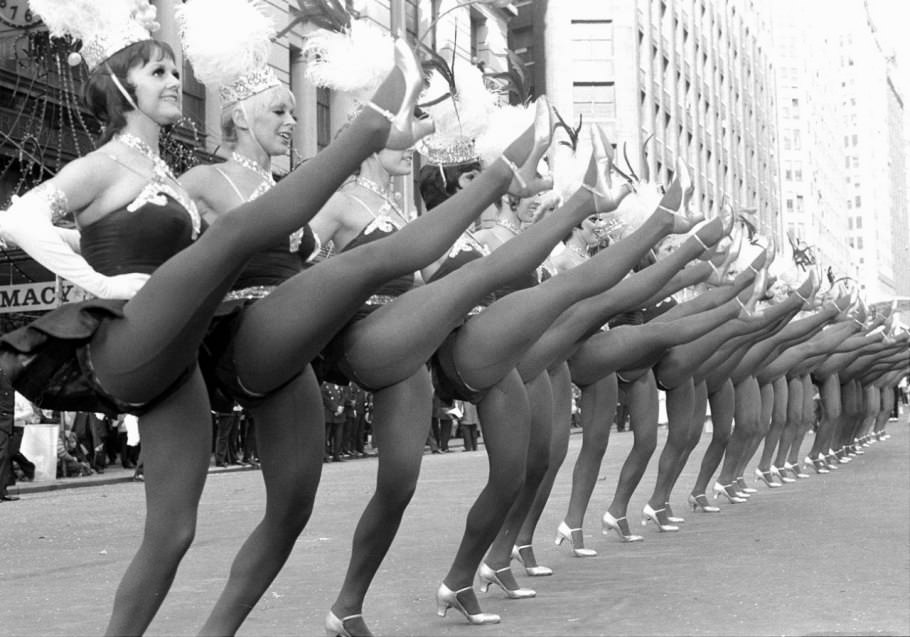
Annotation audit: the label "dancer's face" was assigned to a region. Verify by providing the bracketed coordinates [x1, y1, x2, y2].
[248, 87, 297, 156]
[127, 53, 182, 125]
[579, 215, 600, 246]
[378, 148, 413, 176]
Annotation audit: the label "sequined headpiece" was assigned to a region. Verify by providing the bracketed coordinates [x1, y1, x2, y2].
[29, 0, 159, 71]
[177, 0, 280, 107]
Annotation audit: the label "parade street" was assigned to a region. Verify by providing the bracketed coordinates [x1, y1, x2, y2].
[1, 418, 907, 637]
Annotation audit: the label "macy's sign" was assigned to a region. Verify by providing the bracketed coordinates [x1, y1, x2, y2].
[0, 281, 83, 313]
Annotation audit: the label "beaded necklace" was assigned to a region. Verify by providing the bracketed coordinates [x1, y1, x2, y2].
[116, 132, 177, 183]
[231, 151, 304, 252]
[566, 240, 590, 261]
[115, 132, 200, 238]
[494, 218, 522, 236]
[354, 176, 407, 225]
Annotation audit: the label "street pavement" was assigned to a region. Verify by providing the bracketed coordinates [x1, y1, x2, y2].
[1, 415, 907, 637]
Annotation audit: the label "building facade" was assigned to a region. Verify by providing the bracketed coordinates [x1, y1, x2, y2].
[768, 0, 849, 273]
[541, 0, 780, 230]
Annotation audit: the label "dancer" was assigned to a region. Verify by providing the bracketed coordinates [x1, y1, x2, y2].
[0, 2, 425, 633]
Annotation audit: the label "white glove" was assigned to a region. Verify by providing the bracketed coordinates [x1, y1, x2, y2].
[0, 189, 149, 300]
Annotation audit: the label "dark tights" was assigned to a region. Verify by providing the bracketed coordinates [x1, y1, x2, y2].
[691, 379, 734, 496]
[606, 370, 659, 518]
[102, 105, 392, 637]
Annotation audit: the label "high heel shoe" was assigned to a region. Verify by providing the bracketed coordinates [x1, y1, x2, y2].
[806, 454, 830, 474]
[325, 611, 373, 637]
[787, 461, 810, 479]
[477, 563, 536, 599]
[712, 481, 746, 504]
[755, 467, 781, 488]
[771, 465, 795, 484]
[735, 476, 757, 494]
[436, 583, 501, 625]
[664, 502, 685, 524]
[824, 450, 840, 470]
[502, 97, 555, 198]
[601, 511, 644, 542]
[367, 39, 432, 150]
[688, 493, 720, 512]
[511, 544, 552, 576]
[555, 521, 598, 556]
[641, 504, 679, 532]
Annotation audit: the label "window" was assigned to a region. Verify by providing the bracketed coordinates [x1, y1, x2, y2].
[857, 237, 863, 249]
[854, 195, 861, 207]
[855, 216, 862, 229]
[316, 87, 331, 151]
[848, 217, 853, 230]
[573, 82, 616, 119]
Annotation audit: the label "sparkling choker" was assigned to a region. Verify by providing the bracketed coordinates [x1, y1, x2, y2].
[495, 219, 522, 236]
[354, 176, 404, 219]
[115, 133, 176, 183]
[231, 151, 276, 187]
[567, 242, 590, 260]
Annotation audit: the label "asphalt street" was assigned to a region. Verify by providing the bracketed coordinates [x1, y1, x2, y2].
[1, 415, 907, 637]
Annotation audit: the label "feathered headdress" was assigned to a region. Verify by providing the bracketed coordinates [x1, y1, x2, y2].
[302, 19, 395, 97]
[177, 0, 280, 106]
[416, 56, 500, 166]
[29, 0, 159, 71]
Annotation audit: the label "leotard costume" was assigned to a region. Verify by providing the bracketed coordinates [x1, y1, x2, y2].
[316, 190, 414, 388]
[0, 192, 199, 414]
[198, 167, 318, 407]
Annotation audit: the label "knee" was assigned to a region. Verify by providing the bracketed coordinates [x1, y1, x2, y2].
[375, 476, 419, 514]
[633, 431, 658, 457]
[148, 518, 196, 560]
[269, 493, 316, 537]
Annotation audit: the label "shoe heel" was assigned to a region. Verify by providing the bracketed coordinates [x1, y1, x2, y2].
[436, 600, 449, 618]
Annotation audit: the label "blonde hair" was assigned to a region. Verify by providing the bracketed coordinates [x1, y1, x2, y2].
[220, 85, 295, 146]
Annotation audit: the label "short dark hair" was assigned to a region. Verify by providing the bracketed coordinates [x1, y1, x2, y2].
[83, 40, 177, 143]
[418, 161, 481, 210]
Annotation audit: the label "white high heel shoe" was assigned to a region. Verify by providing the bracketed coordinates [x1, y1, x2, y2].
[511, 544, 552, 576]
[641, 504, 679, 532]
[477, 562, 536, 599]
[554, 521, 597, 556]
[436, 583, 501, 625]
[601, 511, 644, 542]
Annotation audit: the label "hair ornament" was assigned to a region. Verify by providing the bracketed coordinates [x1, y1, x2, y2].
[29, 0, 158, 70]
[177, 0, 280, 106]
[416, 55, 500, 166]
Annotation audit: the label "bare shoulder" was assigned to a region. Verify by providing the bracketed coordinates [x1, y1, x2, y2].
[179, 164, 233, 220]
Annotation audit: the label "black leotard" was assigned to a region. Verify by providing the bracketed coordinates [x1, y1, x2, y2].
[0, 195, 198, 414]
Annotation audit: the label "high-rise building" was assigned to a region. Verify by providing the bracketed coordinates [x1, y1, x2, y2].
[833, 0, 905, 299]
[540, 0, 780, 228]
[769, 0, 849, 273]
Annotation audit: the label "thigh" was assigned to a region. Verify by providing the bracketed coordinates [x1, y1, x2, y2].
[478, 369, 532, 477]
[249, 367, 325, 500]
[372, 370, 435, 485]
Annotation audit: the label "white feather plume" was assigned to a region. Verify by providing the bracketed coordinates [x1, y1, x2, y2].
[30, 0, 157, 41]
[176, 0, 275, 87]
[474, 102, 534, 167]
[303, 20, 394, 94]
[420, 59, 499, 141]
